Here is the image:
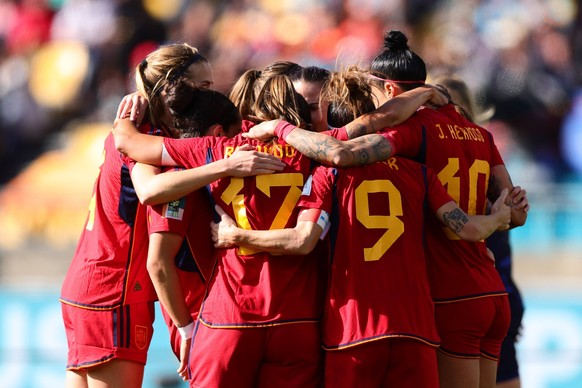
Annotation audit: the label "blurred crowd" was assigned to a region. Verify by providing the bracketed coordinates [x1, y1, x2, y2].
[0, 0, 582, 183]
[0, 0, 580, 184]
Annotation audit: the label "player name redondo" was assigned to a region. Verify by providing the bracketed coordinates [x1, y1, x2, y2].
[436, 123, 485, 142]
[224, 144, 297, 159]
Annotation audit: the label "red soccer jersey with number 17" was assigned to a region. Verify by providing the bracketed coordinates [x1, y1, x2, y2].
[163, 121, 321, 326]
[298, 157, 451, 350]
[382, 104, 506, 302]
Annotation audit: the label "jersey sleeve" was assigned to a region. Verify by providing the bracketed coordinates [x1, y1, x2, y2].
[147, 168, 196, 237]
[379, 117, 423, 158]
[323, 127, 348, 140]
[425, 166, 456, 213]
[297, 165, 335, 213]
[163, 136, 223, 169]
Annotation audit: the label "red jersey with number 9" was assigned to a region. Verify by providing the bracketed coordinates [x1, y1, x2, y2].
[297, 157, 451, 349]
[381, 104, 506, 302]
[163, 121, 321, 326]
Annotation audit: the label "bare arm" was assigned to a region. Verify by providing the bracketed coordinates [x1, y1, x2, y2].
[436, 188, 511, 241]
[488, 165, 528, 228]
[343, 84, 449, 139]
[130, 145, 286, 205]
[244, 86, 447, 168]
[211, 206, 323, 255]
[146, 232, 192, 379]
[113, 118, 165, 165]
[245, 121, 394, 168]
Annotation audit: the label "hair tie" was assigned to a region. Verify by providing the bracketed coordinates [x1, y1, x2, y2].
[140, 59, 147, 68]
[167, 53, 204, 82]
[368, 73, 425, 84]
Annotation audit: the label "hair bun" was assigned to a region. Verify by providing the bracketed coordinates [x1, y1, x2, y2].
[165, 82, 195, 115]
[383, 30, 409, 51]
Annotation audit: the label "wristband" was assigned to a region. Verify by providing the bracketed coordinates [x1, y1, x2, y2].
[273, 121, 296, 141]
[177, 320, 195, 340]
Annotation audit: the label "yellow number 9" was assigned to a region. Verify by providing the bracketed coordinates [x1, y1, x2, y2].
[355, 180, 405, 262]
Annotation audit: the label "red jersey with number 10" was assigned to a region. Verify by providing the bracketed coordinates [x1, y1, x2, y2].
[163, 121, 321, 326]
[298, 157, 451, 349]
[381, 104, 506, 302]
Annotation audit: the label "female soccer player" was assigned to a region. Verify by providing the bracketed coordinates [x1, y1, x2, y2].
[244, 31, 529, 388]
[209, 87, 512, 387]
[112, 64, 448, 386]
[432, 73, 525, 388]
[60, 43, 283, 388]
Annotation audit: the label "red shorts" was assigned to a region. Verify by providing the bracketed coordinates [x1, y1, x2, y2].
[324, 338, 438, 388]
[61, 301, 155, 369]
[435, 295, 510, 360]
[189, 322, 323, 388]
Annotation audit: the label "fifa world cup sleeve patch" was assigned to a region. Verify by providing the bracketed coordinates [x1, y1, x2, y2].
[301, 175, 313, 196]
[162, 198, 186, 220]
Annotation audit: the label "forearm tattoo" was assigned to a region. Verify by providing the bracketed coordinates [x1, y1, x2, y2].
[443, 208, 469, 233]
[346, 123, 369, 139]
[352, 136, 394, 166]
[292, 134, 344, 164]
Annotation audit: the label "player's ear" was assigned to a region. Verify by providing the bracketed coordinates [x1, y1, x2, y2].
[385, 81, 397, 98]
[206, 123, 225, 137]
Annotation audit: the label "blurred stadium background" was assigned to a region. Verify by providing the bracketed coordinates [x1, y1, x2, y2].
[0, 0, 581, 387]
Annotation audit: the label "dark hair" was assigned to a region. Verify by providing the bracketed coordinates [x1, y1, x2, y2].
[288, 65, 331, 85]
[370, 30, 427, 91]
[164, 84, 241, 139]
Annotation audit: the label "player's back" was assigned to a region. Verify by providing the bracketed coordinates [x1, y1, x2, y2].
[61, 133, 154, 308]
[389, 104, 506, 301]
[312, 157, 447, 349]
[163, 132, 321, 325]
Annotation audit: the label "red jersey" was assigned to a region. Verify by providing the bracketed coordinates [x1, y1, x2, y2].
[298, 157, 451, 350]
[381, 104, 506, 302]
[60, 132, 156, 309]
[163, 121, 321, 326]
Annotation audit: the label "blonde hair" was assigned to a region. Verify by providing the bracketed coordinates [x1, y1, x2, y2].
[321, 66, 377, 127]
[251, 75, 310, 128]
[135, 43, 208, 129]
[431, 73, 495, 125]
[228, 61, 302, 122]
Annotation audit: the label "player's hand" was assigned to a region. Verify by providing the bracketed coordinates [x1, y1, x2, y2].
[491, 188, 511, 230]
[243, 120, 281, 141]
[116, 92, 148, 124]
[509, 186, 530, 212]
[425, 84, 451, 108]
[226, 144, 285, 176]
[177, 337, 191, 381]
[211, 205, 239, 248]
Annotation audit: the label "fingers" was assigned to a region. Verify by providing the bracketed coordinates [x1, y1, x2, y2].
[214, 205, 227, 219]
[116, 98, 129, 119]
[235, 144, 254, 151]
[498, 187, 509, 206]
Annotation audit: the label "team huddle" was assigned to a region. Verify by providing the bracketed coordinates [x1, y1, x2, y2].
[60, 31, 529, 388]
